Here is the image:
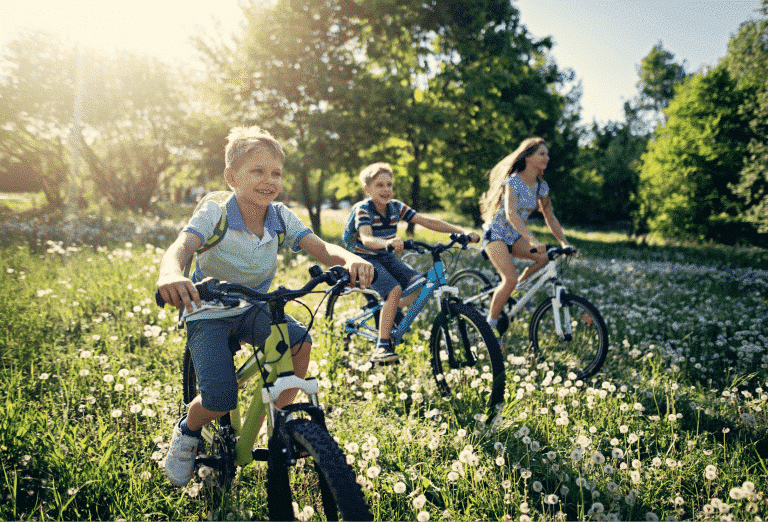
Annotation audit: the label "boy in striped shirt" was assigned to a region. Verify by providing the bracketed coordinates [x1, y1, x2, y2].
[346, 162, 479, 363]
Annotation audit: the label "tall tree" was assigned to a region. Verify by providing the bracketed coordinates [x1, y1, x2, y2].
[627, 42, 687, 134]
[0, 30, 77, 208]
[361, 0, 576, 227]
[721, 14, 768, 234]
[204, 0, 388, 235]
[635, 67, 753, 243]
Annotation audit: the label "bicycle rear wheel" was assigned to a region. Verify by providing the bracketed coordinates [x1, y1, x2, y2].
[267, 419, 372, 521]
[429, 300, 505, 416]
[529, 293, 608, 381]
[449, 269, 493, 313]
[325, 291, 379, 330]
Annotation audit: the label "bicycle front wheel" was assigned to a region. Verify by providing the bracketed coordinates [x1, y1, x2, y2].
[429, 300, 506, 415]
[267, 419, 372, 521]
[529, 293, 609, 381]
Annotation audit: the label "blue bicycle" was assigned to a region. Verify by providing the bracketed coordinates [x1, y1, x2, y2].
[325, 234, 505, 415]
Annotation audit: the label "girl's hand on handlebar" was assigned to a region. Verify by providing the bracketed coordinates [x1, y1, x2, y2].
[156, 275, 201, 313]
[345, 259, 375, 289]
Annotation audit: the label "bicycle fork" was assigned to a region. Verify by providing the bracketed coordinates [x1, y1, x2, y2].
[550, 285, 573, 342]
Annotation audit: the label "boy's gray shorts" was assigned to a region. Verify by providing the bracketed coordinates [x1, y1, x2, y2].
[185, 304, 311, 412]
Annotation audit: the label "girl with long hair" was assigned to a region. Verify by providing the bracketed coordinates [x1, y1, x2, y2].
[479, 137, 571, 343]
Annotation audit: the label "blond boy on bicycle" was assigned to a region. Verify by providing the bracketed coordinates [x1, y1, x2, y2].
[156, 126, 373, 487]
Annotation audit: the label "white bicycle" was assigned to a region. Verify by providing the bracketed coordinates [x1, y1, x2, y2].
[449, 245, 609, 381]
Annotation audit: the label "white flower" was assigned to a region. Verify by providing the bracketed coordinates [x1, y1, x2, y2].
[532, 481, 543, 492]
[417, 511, 430, 522]
[413, 494, 427, 509]
[103, 374, 114, 383]
[544, 494, 559, 505]
[366, 466, 380, 479]
[39, 373, 50, 380]
[704, 465, 717, 481]
[111, 409, 122, 418]
[447, 471, 459, 482]
[393, 482, 406, 494]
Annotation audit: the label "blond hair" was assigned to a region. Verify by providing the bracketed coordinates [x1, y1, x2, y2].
[224, 126, 285, 171]
[359, 162, 393, 187]
[479, 137, 547, 223]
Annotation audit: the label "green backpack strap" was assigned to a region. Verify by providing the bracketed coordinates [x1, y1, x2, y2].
[272, 202, 287, 247]
[183, 191, 233, 278]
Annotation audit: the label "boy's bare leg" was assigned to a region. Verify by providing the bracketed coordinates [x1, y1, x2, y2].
[185, 397, 227, 431]
[378, 286, 402, 339]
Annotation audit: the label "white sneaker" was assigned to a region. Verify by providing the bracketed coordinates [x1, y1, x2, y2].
[165, 421, 199, 486]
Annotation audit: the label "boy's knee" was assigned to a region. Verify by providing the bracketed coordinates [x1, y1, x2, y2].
[387, 286, 403, 300]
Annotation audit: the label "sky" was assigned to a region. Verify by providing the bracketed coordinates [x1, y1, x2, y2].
[0, 0, 764, 126]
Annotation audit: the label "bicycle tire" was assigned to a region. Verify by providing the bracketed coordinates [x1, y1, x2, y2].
[529, 293, 608, 381]
[182, 346, 197, 405]
[449, 269, 519, 334]
[325, 291, 380, 329]
[267, 418, 372, 521]
[448, 269, 493, 314]
[429, 300, 506, 415]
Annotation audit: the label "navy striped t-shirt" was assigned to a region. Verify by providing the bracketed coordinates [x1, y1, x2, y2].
[350, 198, 417, 255]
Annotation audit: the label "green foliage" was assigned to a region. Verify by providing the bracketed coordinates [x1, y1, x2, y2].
[635, 67, 757, 243]
[722, 19, 768, 235]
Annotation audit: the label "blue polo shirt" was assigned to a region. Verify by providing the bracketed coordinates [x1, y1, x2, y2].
[181, 193, 312, 321]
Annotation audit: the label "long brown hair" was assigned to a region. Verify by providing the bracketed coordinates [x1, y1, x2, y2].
[479, 137, 547, 223]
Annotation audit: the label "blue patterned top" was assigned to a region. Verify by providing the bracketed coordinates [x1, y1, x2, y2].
[483, 175, 549, 246]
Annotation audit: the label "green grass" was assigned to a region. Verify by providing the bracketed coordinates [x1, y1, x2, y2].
[1, 208, 766, 521]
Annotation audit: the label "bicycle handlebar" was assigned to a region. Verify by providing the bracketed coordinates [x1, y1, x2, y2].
[544, 244, 577, 260]
[386, 233, 475, 255]
[155, 265, 364, 308]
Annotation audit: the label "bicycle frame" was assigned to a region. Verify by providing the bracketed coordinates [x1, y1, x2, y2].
[462, 253, 573, 341]
[340, 248, 459, 346]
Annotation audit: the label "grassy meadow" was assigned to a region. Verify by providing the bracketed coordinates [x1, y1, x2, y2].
[1, 203, 767, 521]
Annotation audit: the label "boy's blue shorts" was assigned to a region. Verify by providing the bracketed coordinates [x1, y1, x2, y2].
[362, 251, 420, 299]
[185, 304, 311, 412]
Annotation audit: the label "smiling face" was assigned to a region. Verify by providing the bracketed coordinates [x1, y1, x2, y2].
[365, 171, 394, 210]
[525, 144, 550, 174]
[225, 148, 283, 210]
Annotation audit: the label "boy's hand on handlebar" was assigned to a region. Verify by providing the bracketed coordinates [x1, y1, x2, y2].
[156, 275, 201, 313]
[386, 237, 404, 254]
[345, 259, 375, 289]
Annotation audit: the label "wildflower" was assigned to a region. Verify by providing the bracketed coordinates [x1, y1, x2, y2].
[39, 373, 50, 380]
[457, 428, 467, 438]
[532, 481, 543, 492]
[576, 477, 588, 488]
[417, 511, 430, 522]
[495, 456, 505, 466]
[520, 501, 530, 513]
[393, 482, 406, 494]
[140, 470, 151, 480]
[130, 404, 142, 414]
[413, 494, 427, 510]
[673, 496, 684, 507]
[366, 466, 380, 479]
[111, 409, 122, 418]
[346, 455, 355, 465]
[114, 383, 124, 392]
[729, 487, 745, 500]
[79, 369, 90, 377]
[447, 471, 459, 482]
[611, 448, 624, 459]
[118, 368, 130, 378]
[704, 465, 717, 481]
[592, 451, 605, 464]
[81, 350, 93, 359]
[103, 374, 114, 383]
[645, 512, 659, 521]
[346, 442, 359, 454]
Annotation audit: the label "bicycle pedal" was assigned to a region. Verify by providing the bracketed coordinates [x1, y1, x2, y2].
[370, 358, 400, 367]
